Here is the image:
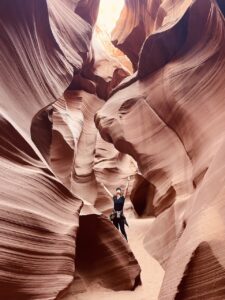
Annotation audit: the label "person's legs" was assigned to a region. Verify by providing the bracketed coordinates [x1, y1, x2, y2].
[113, 218, 119, 229]
[118, 218, 128, 241]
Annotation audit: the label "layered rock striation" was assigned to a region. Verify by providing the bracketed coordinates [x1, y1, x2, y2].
[0, 0, 141, 299]
[96, 0, 225, 298]
[2, 0, 225, 299]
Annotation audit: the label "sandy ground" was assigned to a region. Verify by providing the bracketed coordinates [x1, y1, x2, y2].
[74, 218, 165, 300]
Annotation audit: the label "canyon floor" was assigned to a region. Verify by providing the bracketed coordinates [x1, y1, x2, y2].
[74, 218, 165, 300]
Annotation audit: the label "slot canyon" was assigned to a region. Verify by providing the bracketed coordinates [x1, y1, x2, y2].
[1, 0, 225, 299]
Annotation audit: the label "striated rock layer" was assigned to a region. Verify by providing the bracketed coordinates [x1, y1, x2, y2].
[75, 214, 141, 291]
[111, 0, 162, 70]
[0, 117, 82, 300]
[0, 0, 141, 299]
[96, 0, 225, 298]
[0, 0, 89, 298]
[3, 0, 225, 298]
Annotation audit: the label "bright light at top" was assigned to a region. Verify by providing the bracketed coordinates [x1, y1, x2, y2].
[97, 0, 125, 35]
[95, 0, 132, 73]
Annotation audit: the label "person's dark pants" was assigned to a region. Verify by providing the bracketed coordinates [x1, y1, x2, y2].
[113, 217, 127, 241]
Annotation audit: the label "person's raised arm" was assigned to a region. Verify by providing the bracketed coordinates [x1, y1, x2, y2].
[100, 182, 113, 198]
[124, 176, 131, 198]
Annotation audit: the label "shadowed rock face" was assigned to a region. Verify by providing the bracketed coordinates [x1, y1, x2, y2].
[130, 174, 176, 217]
[75, 214, 141, 291]
[130, 174, 156, 217]
[75, 0, 100, 26]
[175, 242, 225, 299]
[111, 0, 162, 70]
[216, 0, 225, 16]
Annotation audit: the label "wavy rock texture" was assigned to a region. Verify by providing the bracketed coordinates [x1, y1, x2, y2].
[95, 26, 133, 74]
[57, 211, 141, 298]
[68, 35, 130, 101]
[75, 0, 100, 26]
[44, 90, 137, 208]
[0, 0, 141, 299]
[130, 174, 156, 217]
[3, 0, 225, 299]
[49, 90, 103, 202]
[0, 0, 90, 298]
[70, 0, 131, 100]
[159, 138, 225, 299]
[96, 0, 225, 298]
[75, 214, 141, 290]
[94, 132, 137, 213]
[111, 0, 162, 70]
[0, 0, 90, 137]
[0, 117, 83, 300]
[66, 90, 102, 203]
[82, 33, 130, 100]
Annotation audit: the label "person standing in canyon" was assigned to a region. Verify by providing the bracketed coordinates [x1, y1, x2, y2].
[101, 177, 130, 241]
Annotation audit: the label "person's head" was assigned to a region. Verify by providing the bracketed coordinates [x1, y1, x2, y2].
[116, 187, 122, 196]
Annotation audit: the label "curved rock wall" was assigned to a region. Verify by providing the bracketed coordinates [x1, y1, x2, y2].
[96, 0, 225, 298]
[2, 0, 225, 298]
[0, 0, 141, 299]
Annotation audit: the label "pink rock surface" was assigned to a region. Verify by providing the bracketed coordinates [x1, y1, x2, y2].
[159, 139, 225, 299]
[82, 33, 130, 100]
[97, 0, 225, 221]
[0, 0, 91, 297]
[0, 0, 141, 299]
[0, 116, 82, 300]
[2, 0, 225, 299]
[96, 0, 225, 298]
[111, 0, 162, 70]
[75, 214, 141, 290]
